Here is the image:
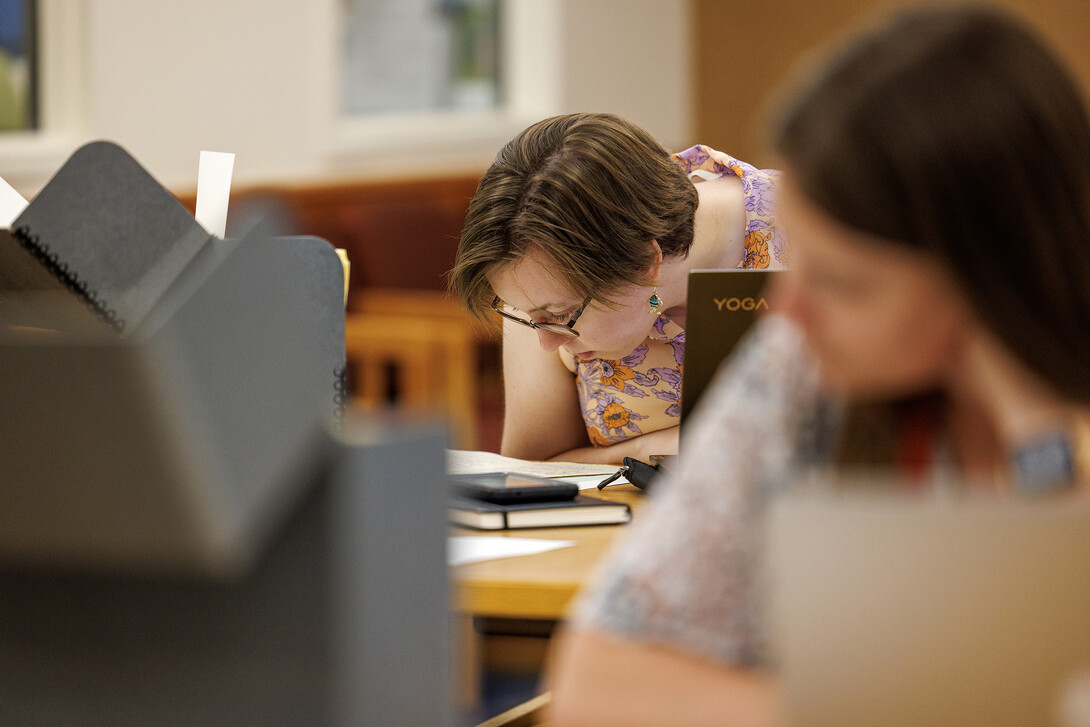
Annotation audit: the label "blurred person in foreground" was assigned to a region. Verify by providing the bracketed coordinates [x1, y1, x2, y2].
[450, 113, 786, 464]
[548, 6, 1090, 726]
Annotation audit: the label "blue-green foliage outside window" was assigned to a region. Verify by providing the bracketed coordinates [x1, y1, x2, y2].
[0, 0, 37, 132]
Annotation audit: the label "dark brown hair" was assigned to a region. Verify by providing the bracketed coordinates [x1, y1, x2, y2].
[773, 6, 1090, 404]
[449, 112, 698, 321]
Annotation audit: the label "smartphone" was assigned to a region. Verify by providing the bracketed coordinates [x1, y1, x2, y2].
[451, 472, 580, 505]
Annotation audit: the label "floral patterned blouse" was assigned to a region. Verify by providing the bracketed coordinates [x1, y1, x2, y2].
[574, 146, 787, 447]
[673, 145, 788, 269]
[574, 315, 838, 666]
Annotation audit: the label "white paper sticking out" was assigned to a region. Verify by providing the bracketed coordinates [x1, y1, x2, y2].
[335, 248, 350, 306]
[0, 175, 28, 228]
[448, 536, 576, 567]
[194, 151, 235, 238]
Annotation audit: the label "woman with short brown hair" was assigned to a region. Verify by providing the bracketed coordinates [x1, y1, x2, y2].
[450, 112, 785, 463]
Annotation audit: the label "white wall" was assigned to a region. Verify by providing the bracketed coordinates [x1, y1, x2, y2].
[562, 0, 690, 146]
[0, 0, 691, 195]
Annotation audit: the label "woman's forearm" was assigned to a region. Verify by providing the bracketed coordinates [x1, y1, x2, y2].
[548, 426, 680, 466]
[547, 627, 778, 727]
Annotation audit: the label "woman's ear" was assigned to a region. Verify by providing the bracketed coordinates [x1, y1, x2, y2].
[648, 239, 664, 281]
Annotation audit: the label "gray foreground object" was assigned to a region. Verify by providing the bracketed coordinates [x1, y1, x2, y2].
[0, 141, 451, 724]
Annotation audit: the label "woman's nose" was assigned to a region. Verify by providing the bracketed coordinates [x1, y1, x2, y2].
[536, 329, 569, 352]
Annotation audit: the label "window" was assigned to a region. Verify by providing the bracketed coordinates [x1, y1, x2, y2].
[0, 0, 37, 132]
[341, 0, 501, 116]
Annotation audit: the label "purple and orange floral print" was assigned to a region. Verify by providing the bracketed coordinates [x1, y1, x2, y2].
[672, 145, 787, 268]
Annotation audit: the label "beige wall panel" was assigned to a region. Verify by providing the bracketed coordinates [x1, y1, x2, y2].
[693, 0, 1090, 168]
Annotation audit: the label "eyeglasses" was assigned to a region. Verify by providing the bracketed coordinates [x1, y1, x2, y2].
[490, 295, 591, 338]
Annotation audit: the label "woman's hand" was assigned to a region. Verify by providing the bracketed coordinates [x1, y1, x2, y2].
[953, 326, 1072, 446]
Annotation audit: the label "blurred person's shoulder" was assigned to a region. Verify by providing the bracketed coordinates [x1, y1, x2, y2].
[730, 314, 816, 389]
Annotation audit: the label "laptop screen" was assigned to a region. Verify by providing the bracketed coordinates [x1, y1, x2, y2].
[680, 269, 780, 427]
[769, 489, 1090, 726]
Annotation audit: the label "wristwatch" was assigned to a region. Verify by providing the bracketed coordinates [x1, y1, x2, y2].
[1011, 421, 1090, 495]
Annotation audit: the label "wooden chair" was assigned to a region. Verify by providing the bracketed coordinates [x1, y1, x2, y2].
[344, 289, 483, 449]
[475, 692, 551, 727]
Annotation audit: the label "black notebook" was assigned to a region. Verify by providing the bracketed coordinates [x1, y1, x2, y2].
[0, 142, 347, 577]
[2, 141, 213, 334]
[450, 494, 632, 531]
[0, 141, 348, 421]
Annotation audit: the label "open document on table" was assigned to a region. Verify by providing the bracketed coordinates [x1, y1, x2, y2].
[447, 450, 630, 488]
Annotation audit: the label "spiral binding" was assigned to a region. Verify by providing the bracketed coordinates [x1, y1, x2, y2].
[332, 362, 349, 430]
[12, 225, 126, 334]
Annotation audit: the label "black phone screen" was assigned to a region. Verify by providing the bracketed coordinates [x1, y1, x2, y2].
[451, 472, 579, 504]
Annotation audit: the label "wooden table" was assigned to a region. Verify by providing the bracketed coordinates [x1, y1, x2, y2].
[451, 485, 644, 705]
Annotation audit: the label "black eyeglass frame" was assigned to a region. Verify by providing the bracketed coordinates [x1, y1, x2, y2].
[490, 295, 591, 338]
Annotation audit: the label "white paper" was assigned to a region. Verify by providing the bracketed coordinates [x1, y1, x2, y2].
[553, 473, 631, 488]
[448, 449, 618, 478]
[0, 175, 28, 228]
[194, 150, 235, 238]
[448, 536, 576, 566]
[335, 248, 350, 306]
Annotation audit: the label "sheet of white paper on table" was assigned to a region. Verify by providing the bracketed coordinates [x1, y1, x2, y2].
[194, 150, 235, 238]
[448, 449, 618, 478]
[447, 450, 630, 489]
[560, 473, 631, 489]
[448, 536, 576, 567]
[0, 175, 28, 228]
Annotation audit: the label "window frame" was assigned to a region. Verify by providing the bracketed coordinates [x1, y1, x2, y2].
[0, 0, 86, 190]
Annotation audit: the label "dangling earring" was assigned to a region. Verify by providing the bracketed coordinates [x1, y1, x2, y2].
[648, 288, 663, 315]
